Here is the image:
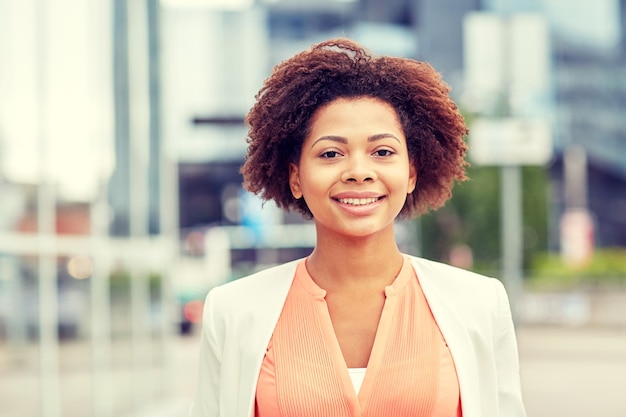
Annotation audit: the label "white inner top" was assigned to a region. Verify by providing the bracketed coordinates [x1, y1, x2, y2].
[347, 368, 367, 393]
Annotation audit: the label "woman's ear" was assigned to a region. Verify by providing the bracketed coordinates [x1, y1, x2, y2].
[407, 162, 417, 194]
[289, 163, 303, 199]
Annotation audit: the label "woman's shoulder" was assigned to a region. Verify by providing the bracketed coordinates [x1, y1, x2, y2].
[204, 258, 302, 311]
[407, 254, 504, 291]
[200, 259, 304, 356]
[406, 254, 512, 319]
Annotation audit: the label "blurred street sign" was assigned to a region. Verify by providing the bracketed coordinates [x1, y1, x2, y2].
[469, 117, 553, 166]
[560, 208, 595, 268]
[463, 12, 551, 116]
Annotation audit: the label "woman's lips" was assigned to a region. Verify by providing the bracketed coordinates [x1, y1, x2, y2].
[332, 194, 385, 215]
[335, 197, 381, 206]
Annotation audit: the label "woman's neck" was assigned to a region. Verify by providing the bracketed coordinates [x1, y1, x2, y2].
[306, 227, 404, 292]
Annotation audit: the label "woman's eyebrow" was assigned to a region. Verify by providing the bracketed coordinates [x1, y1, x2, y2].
[310, 135, 347, 148]
[310, 133, 400, 148]
[368, 133, 401, 143]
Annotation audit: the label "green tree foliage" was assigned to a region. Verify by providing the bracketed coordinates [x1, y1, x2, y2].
[530, 247, 626, 289]
[418, 165, 550, 277]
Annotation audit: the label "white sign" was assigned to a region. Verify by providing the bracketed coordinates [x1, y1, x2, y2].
[469, 118, 553, 166]
[463, 12, 551, 116]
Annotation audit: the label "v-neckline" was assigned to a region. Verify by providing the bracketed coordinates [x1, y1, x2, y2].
[298, 256, 412, 411]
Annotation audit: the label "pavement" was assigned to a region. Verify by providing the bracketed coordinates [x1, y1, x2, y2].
[2, 325, 626, 417]
[517, 325, 626, 417]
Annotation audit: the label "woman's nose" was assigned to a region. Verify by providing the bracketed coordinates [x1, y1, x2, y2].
[341, 156, 376, 183]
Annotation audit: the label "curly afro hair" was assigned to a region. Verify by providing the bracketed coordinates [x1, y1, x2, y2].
[241, 38, 468, 219]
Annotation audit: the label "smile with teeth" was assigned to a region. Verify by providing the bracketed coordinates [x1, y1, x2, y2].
[337, 197, 381, 206]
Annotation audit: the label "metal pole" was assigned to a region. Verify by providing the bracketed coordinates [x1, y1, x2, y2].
[148, 0, 178, 399]
[147, 0, 162, 236]
[88, 0, 115, 415]
[127, 0, 153, 408]
[37, 182, 61, 417]
[500, 165, 523, 315]
[499, 13, 524, 315]
[564, 145, 588, 210]
[158, 143, 179, 401]
[90, 179, 113, 417]
[35, 0, 62, 415]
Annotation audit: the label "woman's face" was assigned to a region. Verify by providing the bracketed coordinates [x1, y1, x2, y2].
[289, 97, 416, 239]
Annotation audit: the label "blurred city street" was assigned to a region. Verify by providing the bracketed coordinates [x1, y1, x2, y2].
[2, 324, 626, 417]
[517, 325, 626, 417]
[1, 0, 625, 416]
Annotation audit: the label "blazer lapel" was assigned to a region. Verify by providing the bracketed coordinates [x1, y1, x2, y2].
[235, 259, 301, 417]
[410, 257, 482, 417]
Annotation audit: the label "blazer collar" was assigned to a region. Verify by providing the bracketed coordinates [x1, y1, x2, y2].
[410, 256, 481, 417]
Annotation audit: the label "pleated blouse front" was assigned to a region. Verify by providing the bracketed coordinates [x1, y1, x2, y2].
[255, 256, 462, 417]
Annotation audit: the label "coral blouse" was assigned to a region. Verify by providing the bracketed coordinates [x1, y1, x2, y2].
[255, 256, 462, 417]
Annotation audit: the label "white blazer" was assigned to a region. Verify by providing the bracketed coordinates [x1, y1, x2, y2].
[189, 255, 526, 417]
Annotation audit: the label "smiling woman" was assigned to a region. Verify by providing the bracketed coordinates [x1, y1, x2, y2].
[189, 38, 527, 417]
[242, 39, 468, 220]
[288, 97, 415, 239]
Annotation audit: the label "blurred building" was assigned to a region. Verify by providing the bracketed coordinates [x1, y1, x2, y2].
[415, 0, 626, 249]
[547, 4, 626, 248]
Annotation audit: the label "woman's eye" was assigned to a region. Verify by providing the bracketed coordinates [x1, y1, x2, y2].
[321, 150, 340, 158]
[374, 149, 394, 157]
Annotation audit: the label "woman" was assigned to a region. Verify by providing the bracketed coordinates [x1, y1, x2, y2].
[189, 38, 526, 417]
